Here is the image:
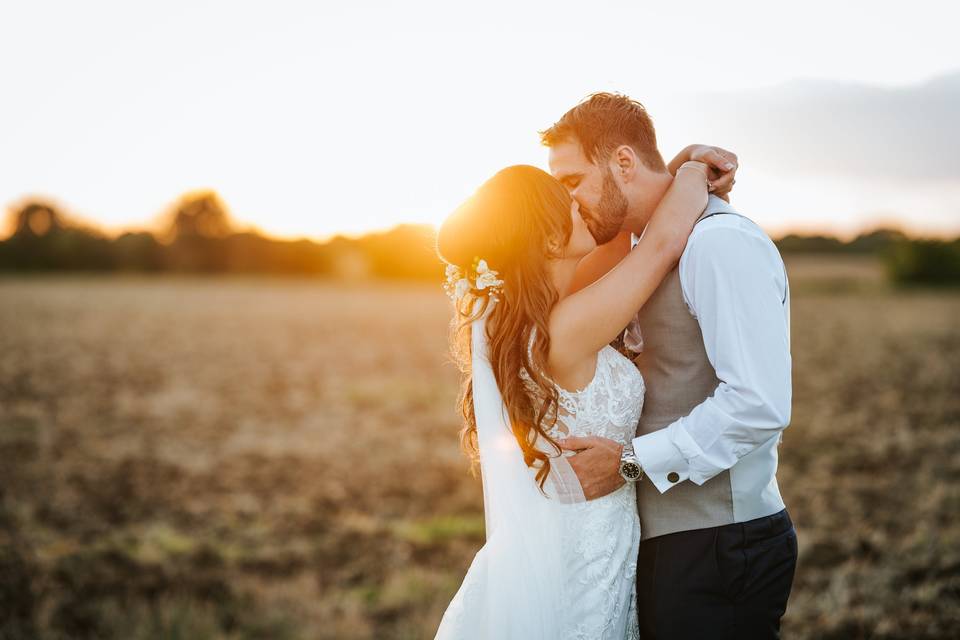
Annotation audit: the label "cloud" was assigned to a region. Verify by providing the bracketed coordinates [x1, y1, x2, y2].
[675, 71, 960, 182]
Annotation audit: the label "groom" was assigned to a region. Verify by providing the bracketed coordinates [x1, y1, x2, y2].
[542, 93, 797, 639]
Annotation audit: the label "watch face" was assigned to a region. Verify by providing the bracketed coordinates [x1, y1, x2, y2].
[621, 462, 642, 480]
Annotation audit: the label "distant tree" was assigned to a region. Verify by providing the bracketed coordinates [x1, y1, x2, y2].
[219, 232, 336, 275]
[775, 234, 846, 253]
[847, 228, 908, 254]
[12, 201, 64, 238]
[160, 191, 235, 271]
[114, 232, 164, 271]
[161, 190, 234, 242]
[775, 227, 911, 255]
[0, 199, 113, 271]
[885, 238, 960, 286]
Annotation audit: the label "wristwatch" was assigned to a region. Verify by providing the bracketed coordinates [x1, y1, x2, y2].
[619, 443, 644, 482]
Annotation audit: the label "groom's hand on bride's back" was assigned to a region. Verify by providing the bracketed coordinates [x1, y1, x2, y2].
[558, 436, 624, 500]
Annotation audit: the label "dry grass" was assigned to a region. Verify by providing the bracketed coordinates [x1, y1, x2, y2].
[1, 260, 957, 639]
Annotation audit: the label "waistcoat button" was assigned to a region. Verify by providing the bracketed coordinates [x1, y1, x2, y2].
[667, 472, 680, 483]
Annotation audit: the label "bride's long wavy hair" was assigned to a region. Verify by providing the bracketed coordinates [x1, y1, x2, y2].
[436, 165, 573, 492]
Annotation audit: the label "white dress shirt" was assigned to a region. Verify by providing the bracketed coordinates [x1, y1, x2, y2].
[629, 209, 792, 495]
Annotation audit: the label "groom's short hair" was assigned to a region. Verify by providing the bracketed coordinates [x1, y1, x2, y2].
[540, 92, 667, 172]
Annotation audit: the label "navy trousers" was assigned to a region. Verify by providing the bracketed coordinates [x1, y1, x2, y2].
[636, 508, 798, 639]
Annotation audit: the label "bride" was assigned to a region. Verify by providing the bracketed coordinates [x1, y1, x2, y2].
[433, 148, 730, 639]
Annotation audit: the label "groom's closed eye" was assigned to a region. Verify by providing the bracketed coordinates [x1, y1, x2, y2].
[560, 174, 583, 190]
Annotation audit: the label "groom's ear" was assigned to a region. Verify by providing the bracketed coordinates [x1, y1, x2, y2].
[611, 145, 639, 182]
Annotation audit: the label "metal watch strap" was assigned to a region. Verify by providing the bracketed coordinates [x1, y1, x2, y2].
[619, 443, 643, 482]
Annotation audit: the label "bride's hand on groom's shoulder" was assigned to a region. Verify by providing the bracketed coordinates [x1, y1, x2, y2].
[668, 144, 739, 203]
[558, 436, 625, 500]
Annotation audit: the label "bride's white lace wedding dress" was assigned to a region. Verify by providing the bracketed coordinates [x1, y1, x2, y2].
[436, 325, 645, 640]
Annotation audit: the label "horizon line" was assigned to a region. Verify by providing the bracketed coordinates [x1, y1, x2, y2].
[4, 217, 957, 246]
[2, 194, 958, 244]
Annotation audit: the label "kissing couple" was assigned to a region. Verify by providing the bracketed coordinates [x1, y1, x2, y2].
[434, 93, 798, 639]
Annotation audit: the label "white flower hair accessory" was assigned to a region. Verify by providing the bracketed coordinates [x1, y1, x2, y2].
[443, 256, 504, 303]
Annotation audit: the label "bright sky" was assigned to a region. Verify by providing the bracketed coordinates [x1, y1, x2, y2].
[2, 0, 958, 241]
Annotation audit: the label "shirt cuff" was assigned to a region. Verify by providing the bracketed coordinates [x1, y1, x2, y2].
[632, 424, 701, 494]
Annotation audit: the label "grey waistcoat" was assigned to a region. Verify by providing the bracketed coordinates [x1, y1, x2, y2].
[631, 198, 786, 540]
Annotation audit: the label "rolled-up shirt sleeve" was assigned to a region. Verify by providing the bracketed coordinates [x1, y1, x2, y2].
[632, 221, 792, 494]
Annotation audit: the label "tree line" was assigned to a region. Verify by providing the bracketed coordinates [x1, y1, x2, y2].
[0, 192, 439, 280]
[2, 192, 958, 285]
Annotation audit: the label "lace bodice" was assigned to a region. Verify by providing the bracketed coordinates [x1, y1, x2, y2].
[520, 333, 646, 447]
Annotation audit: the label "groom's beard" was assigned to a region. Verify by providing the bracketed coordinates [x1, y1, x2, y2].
[581, 168, 629, 245]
